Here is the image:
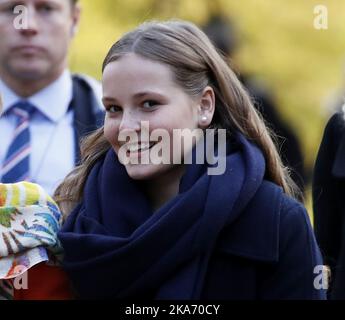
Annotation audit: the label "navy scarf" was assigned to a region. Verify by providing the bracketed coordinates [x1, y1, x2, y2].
[58, 132, 266, 299]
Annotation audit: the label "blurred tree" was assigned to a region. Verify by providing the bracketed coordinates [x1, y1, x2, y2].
[69, 0, 345, 206]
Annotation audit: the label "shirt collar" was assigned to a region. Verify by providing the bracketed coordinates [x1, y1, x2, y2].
[0, 69, 73, 123]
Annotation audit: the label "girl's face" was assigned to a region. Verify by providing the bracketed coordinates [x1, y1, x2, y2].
[102, 53, 211, 181]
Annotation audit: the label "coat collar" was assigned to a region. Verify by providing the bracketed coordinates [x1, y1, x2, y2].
[332, 125, 345, 178]
[217, 180, 282, 263]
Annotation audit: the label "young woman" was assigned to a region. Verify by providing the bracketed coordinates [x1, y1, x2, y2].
[313, 109, 345, 299]
[0, 97, 72, 300]
[56, 20, 326, 299]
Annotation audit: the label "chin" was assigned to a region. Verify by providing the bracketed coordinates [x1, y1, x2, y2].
[124, 164, 167, 181]
[9, 62, 50, 80]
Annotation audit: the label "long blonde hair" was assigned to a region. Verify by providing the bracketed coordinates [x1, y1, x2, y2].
[54, 20, 299, 217]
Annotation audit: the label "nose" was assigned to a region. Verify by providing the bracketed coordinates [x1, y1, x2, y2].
[19, 6, 39, 37]
[119, 109, 141, 133]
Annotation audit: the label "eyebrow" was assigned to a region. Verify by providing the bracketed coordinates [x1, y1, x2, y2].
[132, 91, 166, 99]
[102, 97, 116, 103]
[0, 1, 21, 6]
[0, 0, 59, 7]
[102, 91, 166, 104]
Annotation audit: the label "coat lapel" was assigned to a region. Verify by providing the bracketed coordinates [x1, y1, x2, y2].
[332, 130, 345, 178]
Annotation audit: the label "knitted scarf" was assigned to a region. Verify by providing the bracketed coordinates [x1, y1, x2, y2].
[58, 132, 266, 299]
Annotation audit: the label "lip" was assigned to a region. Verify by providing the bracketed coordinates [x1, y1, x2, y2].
[12, 45, 44, 55]
[125, 141, 156, 158]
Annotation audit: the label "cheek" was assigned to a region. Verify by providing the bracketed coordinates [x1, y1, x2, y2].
[52, 32, 70, 52]
[104, 119, 119, 147]
[0, 18, 13, 30]
[0, 29, 12, 48]
[169, 102, 198, 129]
[46, 23, 71, 48]
[158, 106, 197, 131]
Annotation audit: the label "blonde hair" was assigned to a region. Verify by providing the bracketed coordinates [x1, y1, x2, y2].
[54, 20, 300, 217]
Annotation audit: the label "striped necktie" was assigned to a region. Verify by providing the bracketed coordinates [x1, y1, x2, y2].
[1, 101, 35, 183]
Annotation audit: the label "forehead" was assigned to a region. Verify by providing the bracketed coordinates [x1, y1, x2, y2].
[0, 0, 70, 5]
[102, 53, 178, 95]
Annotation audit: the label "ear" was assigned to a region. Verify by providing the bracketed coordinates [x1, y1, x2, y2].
[70, 4, 81, 38]
[197, 86, 215, 129]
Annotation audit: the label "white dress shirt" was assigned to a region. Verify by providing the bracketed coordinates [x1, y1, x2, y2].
[0, 70, 75, 195]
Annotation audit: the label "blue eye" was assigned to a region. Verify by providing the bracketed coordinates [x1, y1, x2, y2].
[106, 105, 122, 113]
[1, 4, 17, 14]
[142, 100, 158, 109]
[37, 2, 58, 13]
[38, 5, 54, 13]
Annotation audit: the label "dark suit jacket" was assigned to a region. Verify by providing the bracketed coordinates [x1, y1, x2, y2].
[313, 112, 345, 299]
[70, 75, 104, 164]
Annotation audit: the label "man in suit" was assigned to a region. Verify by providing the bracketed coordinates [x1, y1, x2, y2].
[0, 0, 104, 195]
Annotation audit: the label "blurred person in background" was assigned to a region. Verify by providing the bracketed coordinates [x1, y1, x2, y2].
[0, 94, 72, 300]
[202, 14, 307, 200]
[322, 60, 345, 117]
[0, 0, 104, 195]
[313, 107, 345, 299]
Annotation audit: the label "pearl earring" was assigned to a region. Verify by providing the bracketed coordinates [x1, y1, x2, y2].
[201, 116, 207, 123]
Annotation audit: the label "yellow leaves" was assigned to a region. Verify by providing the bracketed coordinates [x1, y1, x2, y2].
[70, 0, 345, 170]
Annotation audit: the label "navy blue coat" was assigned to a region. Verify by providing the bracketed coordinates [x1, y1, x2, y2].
[202, 181, 325, 299]
[313, 112, 345, 299]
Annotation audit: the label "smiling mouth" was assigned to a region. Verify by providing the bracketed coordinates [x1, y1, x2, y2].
[125, 142, 156, 155]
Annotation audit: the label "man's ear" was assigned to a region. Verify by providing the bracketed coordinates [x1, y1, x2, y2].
[70, 4, 81, 37]
[0, 93, 3, 114]
[197, 86, 215, 129]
